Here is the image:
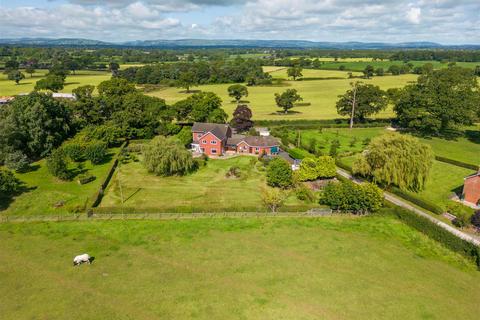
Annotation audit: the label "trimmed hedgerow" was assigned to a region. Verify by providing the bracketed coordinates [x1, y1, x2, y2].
[389, 186, 444, 215]
[435, 156, 478, 171]
[386, 205, 480, 268]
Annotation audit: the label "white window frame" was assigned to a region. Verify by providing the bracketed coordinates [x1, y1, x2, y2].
[211, 140, 217, 145]
[202, 140, 207, 144]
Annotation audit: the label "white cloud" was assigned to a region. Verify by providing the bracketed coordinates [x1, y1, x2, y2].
[406, 7, 421, 24]
[0, 0, 479, 43]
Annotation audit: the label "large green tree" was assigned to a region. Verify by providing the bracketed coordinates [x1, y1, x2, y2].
[274, 89, 303, 114]
[227, 84, 248, 103]
[352, 133, 434, 191]
[177, 71, 198, 93]
[266, 158, 293, 189]
[296, 156, 336, 181]
[8, 70, 25, 84]
[320, 181, 383, 214]
[393, 67, 480, 135]
[143, 136, 195, 176]
[336, 82, 387, 129]
[0, 93, 72, 160]
[34, 75, 65, 92]
[174, 92, 227, 123]
[287, 67, 303, 80]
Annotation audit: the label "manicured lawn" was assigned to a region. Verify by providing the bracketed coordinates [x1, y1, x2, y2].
[147, 74, 417, 120]
[338, 156, 475, 210]
[417, 125, 480, 165]
[0, 148, 119, 216]
[0, 69, 111, 96]
[1, 216, 479, 319]
[405, 161, 476, 209]
[101, 156, 308, 211]
[287, 127, 387, 156]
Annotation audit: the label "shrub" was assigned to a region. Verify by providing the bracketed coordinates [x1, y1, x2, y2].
[0, 169, 21, 194]
[389, 187, 444, 215]
[84, 141, 107, 164]
[46, 149, 70, 180]
[175, 126, 193, 147]
[471, 211, 480, 228]
[226, 166, 241, 178]
[143, 136, 195, 176]
[320, 181, 383, 214]
[295, 184, 316, 202]
[5, 151, 30, 172]
[77, 173, 96, 185]
[296, 156, 336, 181]
[447, 202, 472, 228]
[260, 187, 287, 212]
[63, 143, 84, 162]
[266, 158, 293, 188]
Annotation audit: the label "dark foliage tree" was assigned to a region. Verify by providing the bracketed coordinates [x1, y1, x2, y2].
[5, 151, 30, 173]
[274, 89, 303, 114]
[363, 65, 374, 78]
[230, 104, 254, 132]
[320, 181, 383, 214]
[46, 149, 70, 180]
[0, 169, 21, 194]
[109, 62, 120, 76]
[336, 82, 387, 128]
[177, 71, 198, 93]
[393, 67, 480, 135]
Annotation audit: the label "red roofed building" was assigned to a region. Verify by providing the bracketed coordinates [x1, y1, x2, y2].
[191, 122, 280, 157]
[462, 172, 480, 207]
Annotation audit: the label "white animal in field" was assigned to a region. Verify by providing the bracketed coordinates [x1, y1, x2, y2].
[73, 253, 91, 266]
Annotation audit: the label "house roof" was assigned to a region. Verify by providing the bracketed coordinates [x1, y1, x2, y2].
[225, 134, 246, 146]
[465, 172, 480, 180]
[192, 122, 231, 141]
[236, 136, 280, 147]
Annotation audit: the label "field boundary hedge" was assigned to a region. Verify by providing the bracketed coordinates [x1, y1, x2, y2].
[87, 140, 129, 210]
[386, 205, 480, 268]
[435, 156, 479, 171]
[255, 118, 392, 129]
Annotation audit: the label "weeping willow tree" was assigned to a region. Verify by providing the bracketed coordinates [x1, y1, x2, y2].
[143, 136, 196, 176]
[352, 133, 434, 191]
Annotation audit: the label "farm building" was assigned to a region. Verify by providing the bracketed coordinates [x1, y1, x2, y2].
[462, 172, 480, 208]
[191, 122, 280, 157]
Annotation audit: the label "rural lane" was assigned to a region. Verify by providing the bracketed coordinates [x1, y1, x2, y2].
[336, 168, 480, 247]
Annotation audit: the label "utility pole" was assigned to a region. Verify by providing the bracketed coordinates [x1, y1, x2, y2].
[350, 81, 358, 130]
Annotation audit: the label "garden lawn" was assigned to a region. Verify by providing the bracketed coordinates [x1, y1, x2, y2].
[0, 148, 119, 216]
[147, 74, 417, 120]
[337, 157, 475, 211]
[0, 69, 111, 96]
[101, 156, 307, 212]
[1, 216, 479, 320]
[288, 127, 387, 156]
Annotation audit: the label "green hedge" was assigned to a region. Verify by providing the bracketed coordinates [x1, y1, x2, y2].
[435, 156, 479, 171]
[386, 205, 480, 268]
[389, 187, 444, 215]
[255, 118, 392, 129]
[335, 159, 353, 172]
[87, 141, 129, 210]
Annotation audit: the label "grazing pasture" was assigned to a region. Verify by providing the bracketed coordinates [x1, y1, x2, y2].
[147, 73, 417, 120]
[101, 156, 307, 212]
[0, 148, 119, 216]
[1, 216, 479, 320]
[0, 69, 111, 96]
[316, 60, 480, 72]
[267, 68, 363, 79]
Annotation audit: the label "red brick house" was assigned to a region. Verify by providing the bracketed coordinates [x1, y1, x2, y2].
[462, 172, 480, 207]
[191, 122, 280, 157]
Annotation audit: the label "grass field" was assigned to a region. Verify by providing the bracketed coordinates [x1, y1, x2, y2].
[0, 148, 119, 216]
[0, 69, 111, 96]
[316, 60, 480, 72]
[1, 216, 479, 319]
[267, 68, 363, 79]
[147, 74, 417, 120]
[101, 156, 307, 211]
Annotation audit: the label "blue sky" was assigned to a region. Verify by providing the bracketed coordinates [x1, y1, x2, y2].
[0, 0, 479, 44]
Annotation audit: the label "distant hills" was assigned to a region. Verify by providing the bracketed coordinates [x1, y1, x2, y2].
[0, 38, 479, 49]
